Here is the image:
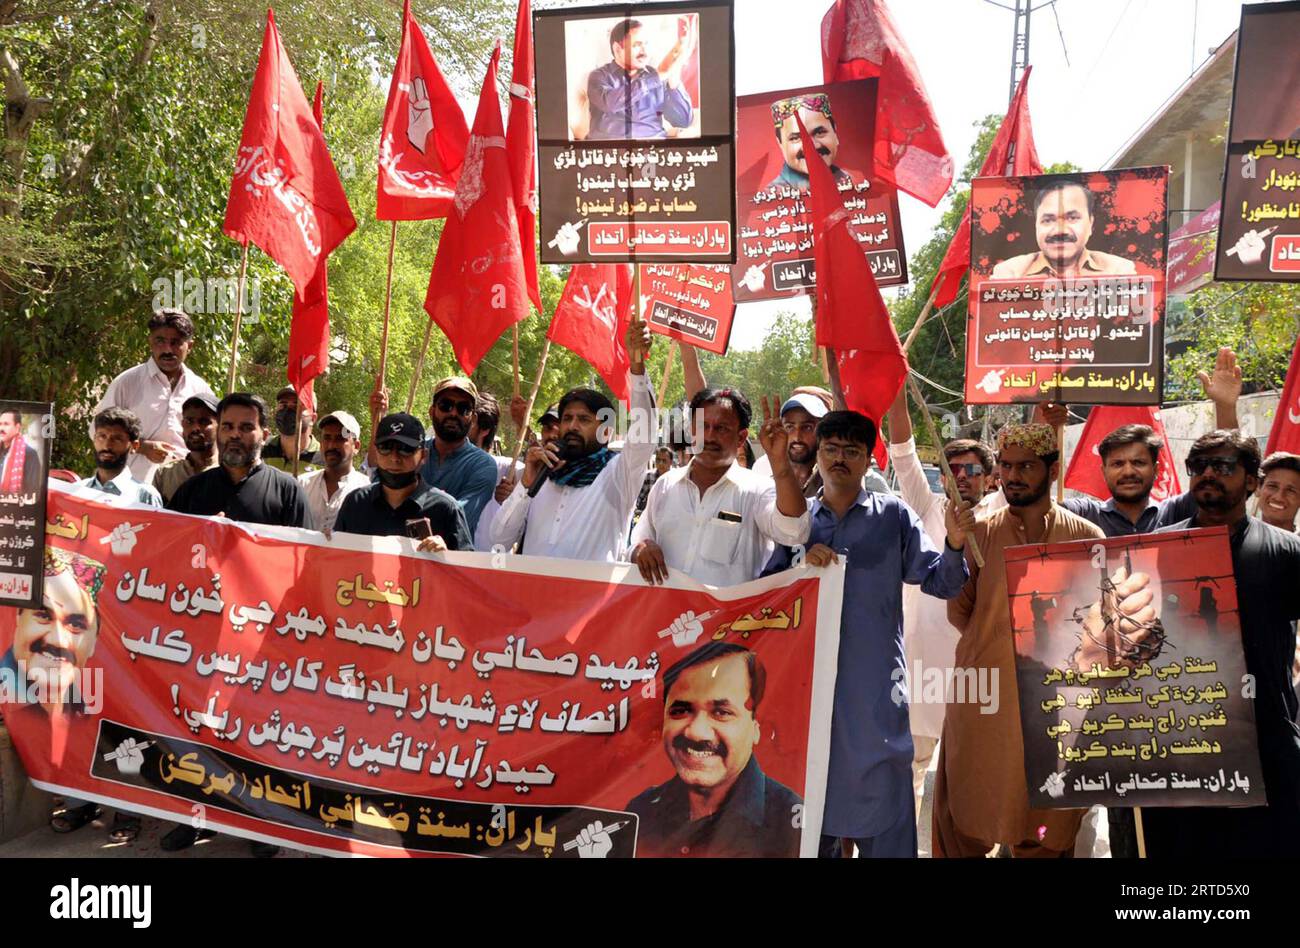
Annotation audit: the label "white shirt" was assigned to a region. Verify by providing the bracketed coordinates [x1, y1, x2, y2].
[92, 360, 217, 483]
[74, 467, 163, 508]
[298, 467, 371, 533]
[488, 373, 656, 562]
[475, 456, 525, 551]
[629, 460, 810, 587]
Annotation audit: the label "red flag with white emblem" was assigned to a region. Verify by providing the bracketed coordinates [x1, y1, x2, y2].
[376, 0, 469, 220]
[506, 0, 542, 313]
[1266, 336, 1300, 456]
[547, 264, 635, 404]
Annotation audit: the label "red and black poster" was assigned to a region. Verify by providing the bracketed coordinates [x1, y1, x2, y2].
[639, 262, 735, 353]
[1216, 1, 1300, 283]
[1008, 528, 1265, 810]
[965, 167, 1169, 405]
[0, 400, 52, 608]
[534, 0, 736, 264]
[0, 487, 842, 857]
[731, 79, 906, 303]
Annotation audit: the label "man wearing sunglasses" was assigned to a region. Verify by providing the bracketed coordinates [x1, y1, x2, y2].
[335, 412, 472, 551]
[1139, 430, 1300, 858]
[413, 377, 499, 536]
[762, 410, 974, 858]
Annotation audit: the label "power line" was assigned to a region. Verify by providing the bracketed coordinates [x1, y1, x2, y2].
[1050, 0, 1070, 67]
[1081, 0, 1137, 90]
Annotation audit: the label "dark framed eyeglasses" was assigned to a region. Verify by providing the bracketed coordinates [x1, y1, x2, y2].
[1186, 456, 1239, 477]
[435, 398, 475, 417]
[376, 441, 418, 457]
[948, 462, 985, 478]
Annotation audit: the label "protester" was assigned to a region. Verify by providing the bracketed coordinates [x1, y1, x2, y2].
[335, 412, 472, 550]
[1141, 430, 1300, 857]
[151, 394, 219, 503]
[0, 408, 42, 492]
[469, 391, 507, 467]
[487, 320, 655, 561]
[76, 409, 163, 508]
[1256, 452, 1300, 532]
[634, 446, 675, 518]
[92, 308, 217, 483]
[932, 423, 1104, 858]
[763, 410, 973, 858]
[298, 410, 369, 534]
[630, 391, 809, 587]
[261, 385, 323, 474]
[885, 388, 996, 818]
[168, 393, 314, 530]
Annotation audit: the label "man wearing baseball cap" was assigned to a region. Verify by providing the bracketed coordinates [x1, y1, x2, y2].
[152, 393, 219, 503]
[335, 412, 472, 550]
[262, 385, 323, 474]
[410, 377, 499, 535]
[298, 410, 370, 534]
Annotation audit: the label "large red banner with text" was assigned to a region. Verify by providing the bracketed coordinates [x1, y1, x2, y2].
[0, 487, 840, 857]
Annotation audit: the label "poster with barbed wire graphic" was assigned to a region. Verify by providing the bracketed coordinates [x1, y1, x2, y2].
[1007, 526, 1265, 809]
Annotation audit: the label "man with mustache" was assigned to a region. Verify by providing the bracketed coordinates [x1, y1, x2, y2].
[1256, 453, 1300, 532]
[991, 178, 1136, 279]
[92, 309, 216, 483]
[0, 408, 42, 494]
[763, 93, 865, 195]
[763, 411, 974, 858]
[1140, 431, 1300, 857]
[417, 378, 498, 536]
[334, 412, 471, 551]
[297, 410, 369, 535]
[167, 393, 313, 530]
[262, 386, 323, 475]
[487, 321, 655, 561]
[585, 17, 695, 141]
[151, 394, 218, 504]
[75, 408, 163, 508]
[626, 642, 803, 857]
[629, 390, 809, 587]
[2, 548, 112, 836]
[933, 423, 1103, 859]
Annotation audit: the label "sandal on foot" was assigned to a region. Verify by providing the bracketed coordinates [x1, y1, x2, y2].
[50, 803, 101, 834]
[108, 812, 142, 843]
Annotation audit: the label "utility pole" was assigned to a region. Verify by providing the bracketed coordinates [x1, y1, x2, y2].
[986, 0, 1066, 107]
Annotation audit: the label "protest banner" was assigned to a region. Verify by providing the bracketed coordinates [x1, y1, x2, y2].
[639, 262, 735, 353]
[534, 0, 736, 264]
[731, 79, 906, 302]
[1007, 527, 1265, 810]
[1166, 202, 1219, 297]
[0, 486, 841, 857]
[964, 167, 1169, 405]
[1215, 1, 1300, 283]
[0, 401, 52, 609]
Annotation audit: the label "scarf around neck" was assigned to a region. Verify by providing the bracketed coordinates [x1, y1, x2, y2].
[551, 446, 615, 489]
[1, 435, 28, 493]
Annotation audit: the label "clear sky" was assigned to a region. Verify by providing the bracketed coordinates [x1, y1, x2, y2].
[724, 0, 1249, 349]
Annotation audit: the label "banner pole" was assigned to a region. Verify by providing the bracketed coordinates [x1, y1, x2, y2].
[378, 219, 398, 391]
[511, 337, 552, 470]
[657, 341, 677, 406]
[405, 318, 435, 415]
[512, 325, 522, 399]
[908, 374, 984, 568]
[291, 396, 303, 478]
[227, 240, 250, 393]
[902, 285, 940, 355]
[1134, 806, 1147, 858]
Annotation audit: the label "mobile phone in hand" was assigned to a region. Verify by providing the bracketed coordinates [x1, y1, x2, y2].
[405, 517, 433, 541]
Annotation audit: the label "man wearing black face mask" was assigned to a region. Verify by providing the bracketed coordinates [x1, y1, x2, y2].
[1141, 430, 1300, 858]
[262, 385, 323, 474]
[334, 412, 472, 550]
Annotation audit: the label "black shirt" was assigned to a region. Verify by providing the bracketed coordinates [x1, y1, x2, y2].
[1142, 515, 1300, 857]
[167, 463, 314, 529]
[333, 480, 473, 551]
[625, 755, 803, 857]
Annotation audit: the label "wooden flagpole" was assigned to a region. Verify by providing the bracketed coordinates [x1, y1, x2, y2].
[406, 318, 434, 414]
[510, 338, 552, 471]
[908, 374, 984, 568]
[512, 325, 522, 399]
[378, 220, 398, 390]
[902, 285, 941, 355]
[657, 341, 677, 406]
[227, 240, 251, 393]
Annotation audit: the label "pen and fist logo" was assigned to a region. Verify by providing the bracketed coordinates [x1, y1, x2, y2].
[102, 522, 145, 557]
[657, 609, 705, 648]
[104, 737, 152, 776]
[549, 221, 583, 256]
[1040, 770, 1067, 800]
[974, 369, 1006, 395]
[573, 820, 614, 858]
[739, 263, 768, 293]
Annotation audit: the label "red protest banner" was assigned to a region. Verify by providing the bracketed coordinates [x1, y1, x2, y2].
[639, 263, 735, 354]
[1007, 528, 1264, 810]
[1, 487, 841, 857]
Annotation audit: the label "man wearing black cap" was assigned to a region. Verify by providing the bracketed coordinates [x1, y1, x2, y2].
[335, 412, 472, 550]
[152, 393, 219, 504]
[262, 385, 323, 474]
[168, 393, 314, 529]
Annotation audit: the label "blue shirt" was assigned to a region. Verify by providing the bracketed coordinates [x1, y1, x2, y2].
[78, 469, 162, 507]
[586, 62, 693, 140]
[1062, 490, 1197, 538]
[418, 438, 498, 535]
[763, 491, 969, 839]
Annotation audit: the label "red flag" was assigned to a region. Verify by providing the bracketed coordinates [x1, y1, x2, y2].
[424, 45, 530, 374]
[223, 9, 356, 298]
[547, 264, 635, 404]
[287, 82, 332, 416]
[1064, 405, 1183, 503]
[1266, 336, 1300, 456]
[929, 68, 1042, 309]
[820, 0, 952, 207]
[376, 0, 469, 220]
[506, 0, 542, 314]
